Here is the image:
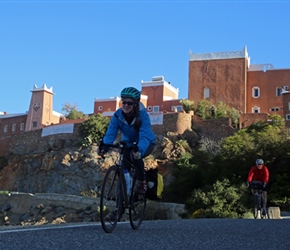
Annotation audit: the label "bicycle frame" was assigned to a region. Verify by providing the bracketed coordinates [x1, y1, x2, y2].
[99, 138, 147, 233]
[250, 181, 265, 219]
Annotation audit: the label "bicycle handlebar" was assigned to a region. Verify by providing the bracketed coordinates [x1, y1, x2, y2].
[99, 138, 138, 152]
[249, 181, 263, 190]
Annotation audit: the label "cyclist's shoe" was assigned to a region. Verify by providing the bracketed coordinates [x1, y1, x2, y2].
[137, 180, 147, 195]
[262, 209, 267, 216]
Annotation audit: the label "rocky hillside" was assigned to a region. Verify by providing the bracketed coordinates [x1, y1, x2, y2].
[0, 131, 199, 226]
[0, 130, 199, 196]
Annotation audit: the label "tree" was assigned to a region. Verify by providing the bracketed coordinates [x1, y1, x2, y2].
[195, 100, 240, 126]
[62, 102, 85, 119]
[196, 100, 213, 119]
[180, 99, 195, 113]
[79, 114, 110, 146]
[268, 114, 285, 130]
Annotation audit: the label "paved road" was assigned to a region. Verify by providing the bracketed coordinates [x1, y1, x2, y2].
[0, 219, 289, 250]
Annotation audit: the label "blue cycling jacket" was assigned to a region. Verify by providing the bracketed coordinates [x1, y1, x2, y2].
[103, 105, 156, 156]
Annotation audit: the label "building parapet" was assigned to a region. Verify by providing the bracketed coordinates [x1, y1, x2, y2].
[189, 46, 249, 61]
[248, 64, 275, 71]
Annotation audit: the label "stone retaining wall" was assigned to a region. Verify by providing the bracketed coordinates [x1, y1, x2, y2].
[0, 192, 187, 226]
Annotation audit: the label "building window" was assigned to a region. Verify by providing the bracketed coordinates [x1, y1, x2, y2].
[32, 122, 37, 128]
[276, 87, 282, 96]
[20, 123, 25, 131]
[252, 106, 260, 113]
[171, 106, 183, 112]
[252, 87, 260, 98]
[286, 114, 290, 121]
[12, 123, 16, 132]
[98, 106, 103, 111]
[4, 125, 8, 133]
[270, 107, 280, 112]
[152, 106, 159, 113]
[204, 87, 210, 99]
[171, 106, 176, 111]
[288, 102, 290, 111]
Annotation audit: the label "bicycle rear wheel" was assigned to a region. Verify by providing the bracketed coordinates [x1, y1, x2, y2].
[99, 165, 123, 233]
[129, 178, 147, 230]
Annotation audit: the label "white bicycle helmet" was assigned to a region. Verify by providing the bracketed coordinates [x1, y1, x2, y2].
[256, 159, 264, 165]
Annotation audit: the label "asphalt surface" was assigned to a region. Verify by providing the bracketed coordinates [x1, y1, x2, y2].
[0, 219, 290, 250]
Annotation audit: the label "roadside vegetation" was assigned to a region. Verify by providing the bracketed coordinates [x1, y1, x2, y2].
[167, 113, 290, 218]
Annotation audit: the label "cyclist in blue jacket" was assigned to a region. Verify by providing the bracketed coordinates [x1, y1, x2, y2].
[101, 87, 156, 194]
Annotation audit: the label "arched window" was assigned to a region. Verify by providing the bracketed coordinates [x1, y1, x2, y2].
[204, 87, 210, 99]
[252, 87, 260, 98]
[252, 106, 260, 113]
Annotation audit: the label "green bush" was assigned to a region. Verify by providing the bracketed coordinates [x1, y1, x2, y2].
[79, 114, 110, 146]
[180, 99, 194, 113]
[186, 179, 248, 218]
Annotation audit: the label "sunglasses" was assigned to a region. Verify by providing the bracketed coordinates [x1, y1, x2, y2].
[122, 101, 135, 106]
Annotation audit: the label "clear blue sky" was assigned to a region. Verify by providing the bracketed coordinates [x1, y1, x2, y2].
[1, 0, 289, 115]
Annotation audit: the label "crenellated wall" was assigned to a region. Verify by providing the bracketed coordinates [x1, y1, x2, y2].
[0, 112, 267, 160]
[1, 113, 193, 158]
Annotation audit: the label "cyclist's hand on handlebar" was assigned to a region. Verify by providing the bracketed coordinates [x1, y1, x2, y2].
[133, 151, 142, 160]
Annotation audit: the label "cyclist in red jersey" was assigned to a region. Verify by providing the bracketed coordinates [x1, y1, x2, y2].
[247, 159, 269, 215]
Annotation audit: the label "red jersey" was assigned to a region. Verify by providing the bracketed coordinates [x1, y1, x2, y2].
[247, 165, 269, 183]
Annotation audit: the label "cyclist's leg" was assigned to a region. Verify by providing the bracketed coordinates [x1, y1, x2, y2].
[262, 184, 268, 210]
[123, 148, 132, 171]
[130, 144, 155, 194]
[131, 157, 147, 194]
[262, 191, 267, 210]
[130, 143, 155, 180]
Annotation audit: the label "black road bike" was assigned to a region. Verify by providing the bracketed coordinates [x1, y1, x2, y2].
[249, 181, 267, 219]
[98, 139, 147, 233]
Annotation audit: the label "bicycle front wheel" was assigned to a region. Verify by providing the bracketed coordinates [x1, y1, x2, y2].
[99, 165, 123, 233]
[253, 196, 259, 219]
[260, 197, 267, 219]
[129, 178, 147, 230]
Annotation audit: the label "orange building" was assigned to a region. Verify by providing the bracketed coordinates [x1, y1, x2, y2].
[0, 84, 65, 156]
[282, 91, 290, 128]
[94, 76, 182, 116]
[0, 84, 63, 137]
[188, 46, 290, 124]
[25, 84, 61, 131]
